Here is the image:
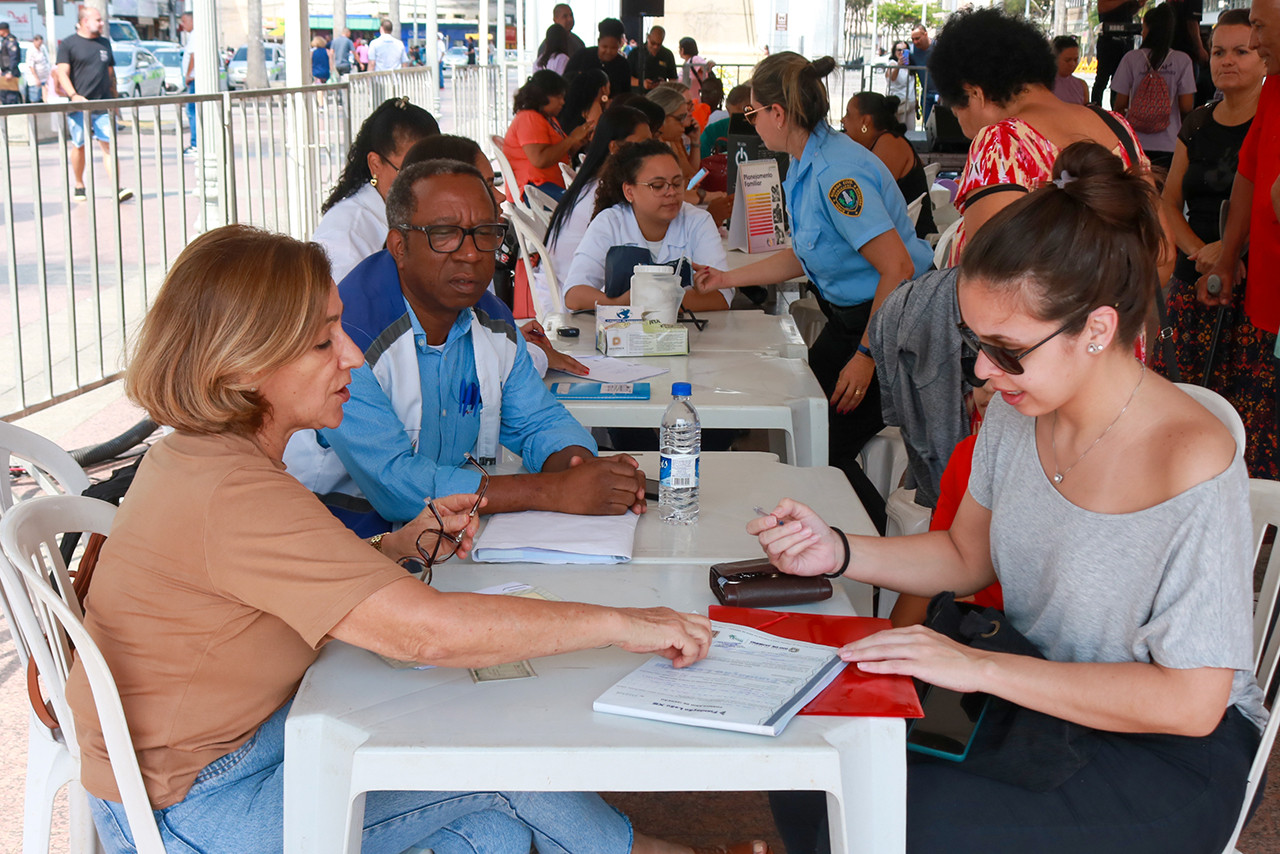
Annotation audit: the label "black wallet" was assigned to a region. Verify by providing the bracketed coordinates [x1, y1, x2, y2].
[709, 558, 833, 607]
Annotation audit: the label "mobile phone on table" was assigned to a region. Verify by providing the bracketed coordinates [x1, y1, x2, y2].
[687, 168, 708, 191]
[906, 684, 989, 762]
[644, 477, 660, 500]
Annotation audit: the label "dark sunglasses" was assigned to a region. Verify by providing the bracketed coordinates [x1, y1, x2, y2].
[742, 104, 765, 126]
[955, 318, 1075, 375]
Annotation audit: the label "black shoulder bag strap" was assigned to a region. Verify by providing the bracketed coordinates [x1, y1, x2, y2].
[1089, 105, 1181, 381]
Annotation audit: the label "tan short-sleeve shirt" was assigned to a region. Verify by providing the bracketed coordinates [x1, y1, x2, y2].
[65, 431, 407, 807]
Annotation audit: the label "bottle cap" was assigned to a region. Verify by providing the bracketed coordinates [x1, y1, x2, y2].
[672, 382, 692, 396]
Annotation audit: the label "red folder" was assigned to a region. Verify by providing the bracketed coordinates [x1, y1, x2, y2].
[710, 605, 924, 719]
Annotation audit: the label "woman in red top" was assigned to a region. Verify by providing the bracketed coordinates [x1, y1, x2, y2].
[502, 70, 591, 201]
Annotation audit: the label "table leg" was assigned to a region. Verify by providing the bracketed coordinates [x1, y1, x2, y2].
[789, 396, 829, 467]
[823, 718, 907, 854]
[284, 713, 370, 854]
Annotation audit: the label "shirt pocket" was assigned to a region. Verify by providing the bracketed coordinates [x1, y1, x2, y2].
[792, 225, 841, 287]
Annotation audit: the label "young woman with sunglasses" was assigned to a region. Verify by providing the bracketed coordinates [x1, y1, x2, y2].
[67, 223, 768, 854]
[693, 52, 933, 531]
[563, 138, 732, 311]
[748, 142, 1265, 854]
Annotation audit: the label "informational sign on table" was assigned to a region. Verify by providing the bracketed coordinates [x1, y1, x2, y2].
[727, 159, 791, 254]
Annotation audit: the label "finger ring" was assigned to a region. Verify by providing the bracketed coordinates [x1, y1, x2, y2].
[853, 387, 862, 396]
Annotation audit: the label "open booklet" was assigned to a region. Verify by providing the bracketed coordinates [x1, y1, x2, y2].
[592, 620, 846, 736]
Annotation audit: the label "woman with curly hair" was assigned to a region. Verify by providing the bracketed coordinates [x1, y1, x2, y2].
[311, 97, 440, 283]
[927, 8, 1150, 265]
[501, 70, 590, 200]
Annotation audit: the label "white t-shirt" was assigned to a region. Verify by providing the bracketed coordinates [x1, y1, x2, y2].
[566, 202, 732, 307]
[369, 33, 407, 71]
[546, 177, 598, 282]
[311, 183, 389, 285]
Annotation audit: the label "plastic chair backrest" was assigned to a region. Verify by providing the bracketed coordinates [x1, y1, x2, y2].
[1175, 383, 1247, 460]
[502, 200, 565, 319]
[522, 184, 558, 231]
[1221, 478, 1280, 853]
[905, 193, 925, 228]
[558, 161, 576, 186]
[490, 138, 522, 205]
[923, 161, 941, 185]
[0, 496, 165, 854]
[932, 217, 962, 270]
[0, 421, 90, 669]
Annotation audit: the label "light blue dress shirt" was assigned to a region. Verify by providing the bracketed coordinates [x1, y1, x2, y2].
[783, 122, 934, 307]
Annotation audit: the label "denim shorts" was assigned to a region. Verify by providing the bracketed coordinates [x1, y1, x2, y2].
[67, 109, 112, 147]
[87, 699, 634, 854]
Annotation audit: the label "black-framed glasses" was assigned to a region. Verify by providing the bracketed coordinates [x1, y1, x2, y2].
[634, 177, 686, 194]
[955, 317, 1075, 376]
[400, 454, 490, 583]
[395, 223, 509, 253]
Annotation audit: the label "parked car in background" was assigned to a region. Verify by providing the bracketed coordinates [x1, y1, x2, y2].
[226, 43, 286, 89]
[441, 45, 468, 76]
[112, 45, 166, 98]
[146, 44, 186, 92]
[108, 19, 141, 44]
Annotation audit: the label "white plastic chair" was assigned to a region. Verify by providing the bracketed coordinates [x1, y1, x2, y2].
[932, 217, 963, 270]
[502, 200, 566, 321]
[904, 193, 925, 228]
[1222, 478, 1280, 853]
[1175, 383, 1247, 460]
[490, 135, 523, 206]
[0, 423, 93, 854]
[857, 426, 909, 504]
[558, 161, 576, 186]
[0, 496, 149, 853]
[922, 161, 941, 185]
[521, 184, 557, 232]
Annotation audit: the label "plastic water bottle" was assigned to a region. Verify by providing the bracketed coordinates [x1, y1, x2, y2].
[659, 382, 700, 524]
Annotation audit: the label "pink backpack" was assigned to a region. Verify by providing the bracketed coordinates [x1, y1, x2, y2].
[1127, 51, 1171, 134]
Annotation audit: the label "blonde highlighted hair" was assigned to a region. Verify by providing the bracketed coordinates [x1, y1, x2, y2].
[126, 225, 333, 436]
[749, 52, 837, 133]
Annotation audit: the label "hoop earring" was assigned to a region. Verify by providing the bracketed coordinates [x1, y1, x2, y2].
[860, 124, 868, 134]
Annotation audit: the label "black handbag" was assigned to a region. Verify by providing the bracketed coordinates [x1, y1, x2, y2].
[921, 592, 1103, 792]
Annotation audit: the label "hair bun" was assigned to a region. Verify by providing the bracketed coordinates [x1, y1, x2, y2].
[1050, 141, 1156, 233]
[810, 56, 837, 78]
[884, 95, 901, 113]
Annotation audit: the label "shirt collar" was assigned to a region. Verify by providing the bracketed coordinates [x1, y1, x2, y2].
[403, 295, 470, 352]
[790, 122, 830, 183]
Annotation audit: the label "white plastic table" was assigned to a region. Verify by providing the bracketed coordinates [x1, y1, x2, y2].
[552, 309, 808, 360]
[283, 563, 905, 854]
[546, 349, 829, 467]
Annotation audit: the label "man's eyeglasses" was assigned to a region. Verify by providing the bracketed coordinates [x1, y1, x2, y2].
[955, 312, 1076, 376]
[400, 454, 490, 584]
[635, 177, 686, 194]
[396, 223, 509, 253]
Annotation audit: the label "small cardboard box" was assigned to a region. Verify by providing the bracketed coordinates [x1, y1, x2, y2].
[595, 306, 689, 357]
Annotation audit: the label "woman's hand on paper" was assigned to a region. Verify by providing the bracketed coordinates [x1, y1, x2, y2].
[838, 625, 993, 694]
[614, 607, 713, 668]
[747, 498, 842, 577]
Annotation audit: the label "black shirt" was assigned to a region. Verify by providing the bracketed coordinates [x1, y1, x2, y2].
[1174, 102, 1251, 282]
[56, 33, 115, 100]
[564, 47, 630, 96]
[628, 45, 676, 86]
[536, 29, 586, 58]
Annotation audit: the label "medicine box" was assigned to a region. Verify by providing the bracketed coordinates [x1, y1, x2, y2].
[595, 306, 689, 357]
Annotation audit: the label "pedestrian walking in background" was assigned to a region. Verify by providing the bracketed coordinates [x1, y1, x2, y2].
[22, 33, 51, 103]
[54, 6, 133, 202]
[331, 28, 354, 79]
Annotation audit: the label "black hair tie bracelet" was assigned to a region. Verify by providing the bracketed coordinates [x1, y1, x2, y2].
[822, 526, 851, 579]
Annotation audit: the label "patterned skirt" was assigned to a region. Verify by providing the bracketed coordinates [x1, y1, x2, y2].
[1156, 273, 1278, 480]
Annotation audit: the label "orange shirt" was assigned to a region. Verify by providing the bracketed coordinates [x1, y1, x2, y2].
[502, 109, 567, 194]
[1237, 74, 1280, 334]
[65, 431, 405, 807]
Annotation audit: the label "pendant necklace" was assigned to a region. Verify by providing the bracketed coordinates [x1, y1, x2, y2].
[1050, 361, 1146, 485]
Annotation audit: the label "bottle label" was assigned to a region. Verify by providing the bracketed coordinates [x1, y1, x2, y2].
[659, 453, 699, 488]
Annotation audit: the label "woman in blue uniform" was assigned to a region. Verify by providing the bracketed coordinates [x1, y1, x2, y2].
[694, 52, 933, 528]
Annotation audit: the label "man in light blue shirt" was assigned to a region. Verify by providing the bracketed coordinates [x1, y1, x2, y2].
[369, 19, 408, 71]
[284, 160, 646, 536]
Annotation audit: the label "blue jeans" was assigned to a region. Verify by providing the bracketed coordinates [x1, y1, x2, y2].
[88, 700, 634, 853]
[66, 109, 111, 147]
[185, 81, 196, 148]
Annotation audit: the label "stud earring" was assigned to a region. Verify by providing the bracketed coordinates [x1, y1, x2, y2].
[860, 124, 868, 134]
[1087, 342, 1103, 354]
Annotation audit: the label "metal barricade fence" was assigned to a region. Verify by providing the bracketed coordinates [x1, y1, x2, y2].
[0, 72, 445, 421]
[453, 66, 509, 158]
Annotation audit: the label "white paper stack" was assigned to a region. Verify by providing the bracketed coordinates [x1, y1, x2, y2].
[471, 510, 641, 564]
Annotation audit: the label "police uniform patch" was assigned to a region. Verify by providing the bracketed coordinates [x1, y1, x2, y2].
[828, 178, 863, 217]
